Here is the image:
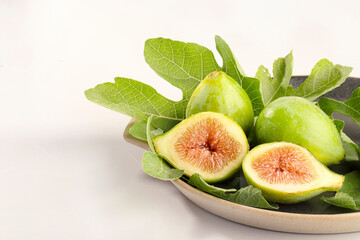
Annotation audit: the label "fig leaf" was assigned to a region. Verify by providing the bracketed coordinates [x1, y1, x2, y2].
[84, 78, 182, 131]
[215, 36, 264, 115]
[255, 51, 293, 105]
[333, 119, 345, 132]
[341, 132, 359, 162]
[142, 152, 184, 181]
[146, 115, 156, 153]
[188, 173, 278, 210]
[142, 115, 183, 180]
[318, 87, 360, 126]
[86, 37, 265, 130]
[322, 171, 360, 210]
[144, 37, 221, 99]
[86, 37, 221, 131]
[129, 120, 163, 142]
[292, 59, 352, 101]
[332, 119, 359, 162]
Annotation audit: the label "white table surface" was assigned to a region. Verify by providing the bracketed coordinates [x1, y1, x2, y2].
[2, 0, 360, 239]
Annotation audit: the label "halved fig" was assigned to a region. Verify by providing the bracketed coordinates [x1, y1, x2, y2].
[242, 142, 344, 204]
[153, 112, 249, 183]
[186, 71, 254, 134]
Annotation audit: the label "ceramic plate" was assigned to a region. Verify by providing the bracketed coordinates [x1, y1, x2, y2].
[123, 76, 360, 234]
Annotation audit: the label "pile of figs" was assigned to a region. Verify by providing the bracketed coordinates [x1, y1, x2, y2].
[154, 71, 345, 204]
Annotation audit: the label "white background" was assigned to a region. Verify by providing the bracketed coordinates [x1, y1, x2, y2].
[2, 0, 360, 239]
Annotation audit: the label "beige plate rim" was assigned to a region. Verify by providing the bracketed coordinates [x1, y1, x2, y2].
[123, 119, 360, 234]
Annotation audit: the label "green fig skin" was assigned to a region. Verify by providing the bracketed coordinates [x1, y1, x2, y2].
[244, 175, 331, 204]
[186, 71, 254, 134]
[255, 97, 345, 165]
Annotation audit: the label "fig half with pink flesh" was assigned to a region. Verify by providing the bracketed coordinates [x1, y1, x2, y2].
[242, 142, 344, 204]
[153, 112, 249, 183]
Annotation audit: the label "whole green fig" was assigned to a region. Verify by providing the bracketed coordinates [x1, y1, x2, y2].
[255, 96, 345, 165]
[186, 71, 254, 134]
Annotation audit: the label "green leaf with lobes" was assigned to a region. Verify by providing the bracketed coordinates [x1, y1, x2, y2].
[144, 37, 221, 99]
[85, 36, 265, 131]
[84, 77, 181, 131]
[188, 173, 278, 210]
[322, 171, 360, 210]
[142, 152, 184, 180]
[214, 35, 247, 77]
[255, 51, 293, 105]
[291, 59, 352, 101]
